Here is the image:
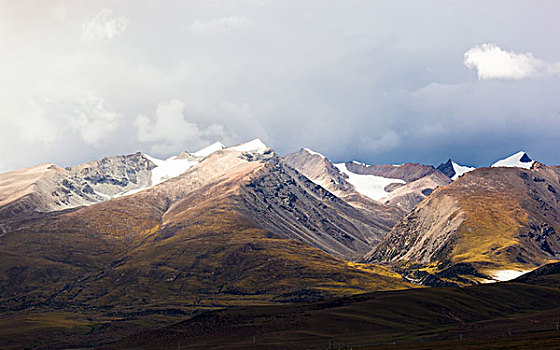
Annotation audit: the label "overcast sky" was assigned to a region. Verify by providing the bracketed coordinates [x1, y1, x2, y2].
[1, 1, 559, 171]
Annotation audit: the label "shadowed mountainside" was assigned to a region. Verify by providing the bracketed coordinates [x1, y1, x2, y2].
[104, 263, 560, 350]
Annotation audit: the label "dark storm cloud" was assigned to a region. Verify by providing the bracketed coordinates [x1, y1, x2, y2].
[0, 0, 559, 171]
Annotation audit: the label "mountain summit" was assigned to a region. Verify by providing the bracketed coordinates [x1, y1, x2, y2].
[436, 159, 476, 180]
[491, 151, 534, 169]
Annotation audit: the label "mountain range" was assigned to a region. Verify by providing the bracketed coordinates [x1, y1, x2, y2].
[1, 139, 558, 349]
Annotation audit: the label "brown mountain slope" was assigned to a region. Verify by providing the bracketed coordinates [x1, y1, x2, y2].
[0, 149, 413, 348]
[366, 164, 560, 284]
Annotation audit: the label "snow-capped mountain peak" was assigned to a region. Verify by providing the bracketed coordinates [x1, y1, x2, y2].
[143, 139, 269, 188]
[192, 142, 226, 158]
[229, 138, 269, 154]
[437, 159, 476, 180]
[491, 151, 534, 169]
[451, 161, 476, 180]
[303, 148, 326, 159]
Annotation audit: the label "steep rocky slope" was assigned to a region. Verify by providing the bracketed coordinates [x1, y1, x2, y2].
[283, 149, 405, 238]
[283, 148, 353, 198]
[366, 164, 560, 284]
[382, 171, 452, 211]
[0, 153, 156, 222]
[284, 149, 447, 221]
[238, 158, 400, 257]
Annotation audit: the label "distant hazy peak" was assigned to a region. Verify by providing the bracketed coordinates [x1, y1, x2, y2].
[491, 151, 534, 169]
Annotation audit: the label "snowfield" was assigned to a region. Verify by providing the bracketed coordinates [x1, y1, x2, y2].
[490, 269, 534, 282]
[334, 163, 405, 201]
[144, 155, 198, 186]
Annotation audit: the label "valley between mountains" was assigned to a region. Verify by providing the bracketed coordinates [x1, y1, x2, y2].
[1, 139, 559, 349]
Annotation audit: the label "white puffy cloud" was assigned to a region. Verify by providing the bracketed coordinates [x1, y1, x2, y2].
[135, 99, 226, 154]
[463, 44, 559, 80]
[83, 9, 128, 40]
[190, 15, 253, 35]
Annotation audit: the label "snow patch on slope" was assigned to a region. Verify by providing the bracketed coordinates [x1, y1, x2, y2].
[491, 151, 534, 169]
[192, 142, 225, 158]
[335, 163, 405, 201]
[451, 161, 476, 180]
[490, 269, 534, 282]
[144, 155, 198, 186]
